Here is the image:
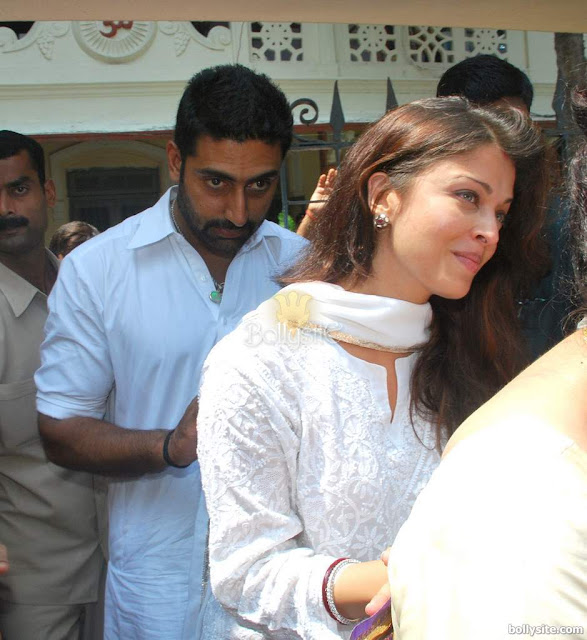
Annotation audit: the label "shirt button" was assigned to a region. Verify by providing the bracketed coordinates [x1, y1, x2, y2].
[199, 275, 207, 282]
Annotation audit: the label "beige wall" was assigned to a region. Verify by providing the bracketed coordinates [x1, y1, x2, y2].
[3, 0, 587, 33]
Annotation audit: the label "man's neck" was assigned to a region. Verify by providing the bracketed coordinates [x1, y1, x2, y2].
[198, 247, 232, 285]
[0, 244, 55, 294]
[177, 225, 232, 284]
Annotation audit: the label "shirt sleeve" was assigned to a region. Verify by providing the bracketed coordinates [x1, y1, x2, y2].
[197, 336, 342, 639]
[36, 253, 114, 420]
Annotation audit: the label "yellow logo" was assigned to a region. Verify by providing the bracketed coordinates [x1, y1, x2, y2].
[273, 290, 312, 336]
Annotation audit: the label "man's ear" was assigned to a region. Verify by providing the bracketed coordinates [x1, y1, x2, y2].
[167, 140, 182, 183]
[367, 172, 401, 219]
[44, 179, 56, 208]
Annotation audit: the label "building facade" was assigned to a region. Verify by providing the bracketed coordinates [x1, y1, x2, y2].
[0, 21, 583, 233]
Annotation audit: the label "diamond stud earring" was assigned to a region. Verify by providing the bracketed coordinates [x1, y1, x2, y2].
[373, 212, 390, 230]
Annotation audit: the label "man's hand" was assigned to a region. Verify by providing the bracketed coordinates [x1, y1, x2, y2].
[166, 395, 199, 468]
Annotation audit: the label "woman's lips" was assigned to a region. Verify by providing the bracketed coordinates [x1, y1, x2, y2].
[453, 251, 482, 273]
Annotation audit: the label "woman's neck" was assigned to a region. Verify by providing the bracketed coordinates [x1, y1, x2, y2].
[338, 249, 429, 304]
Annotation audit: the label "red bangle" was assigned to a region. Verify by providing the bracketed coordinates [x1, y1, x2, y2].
[305, 208, 316, 221]
[322, 557, 361, 625]
[322, 558, 348, 622]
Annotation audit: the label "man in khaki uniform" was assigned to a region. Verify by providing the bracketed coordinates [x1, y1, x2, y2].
[0, 131, 105, 639]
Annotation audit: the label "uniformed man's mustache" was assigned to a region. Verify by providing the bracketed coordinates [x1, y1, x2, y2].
[0, 216, 29, 231]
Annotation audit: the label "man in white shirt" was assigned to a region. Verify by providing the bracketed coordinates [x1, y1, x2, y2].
[36, 64, 306, 640]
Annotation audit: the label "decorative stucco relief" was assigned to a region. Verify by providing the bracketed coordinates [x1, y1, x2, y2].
[0, 22, 69, 60]
[464, 29, 508, 57]
[403, 26, 509, 69]
[159, 22, 231, 56]
[72, 21, 157, 63]
[347, 24, 397, 63]
[249, 23, 303, 62]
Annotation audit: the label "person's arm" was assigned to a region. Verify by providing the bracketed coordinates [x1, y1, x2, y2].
[333, 559, 388, 620]
[297, 168, 337, 238]
[198, 335, 386, 637]
[38, 395, 199, 475]
[36, 251, 199, 476]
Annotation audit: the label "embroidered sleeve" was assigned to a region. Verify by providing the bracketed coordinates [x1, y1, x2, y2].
[198, 336, 340, 639]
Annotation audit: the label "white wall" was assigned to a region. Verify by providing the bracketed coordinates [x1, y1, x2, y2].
[0, 21, 583, 134]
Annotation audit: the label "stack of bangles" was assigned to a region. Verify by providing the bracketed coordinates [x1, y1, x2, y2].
[322, 558, 361, 625]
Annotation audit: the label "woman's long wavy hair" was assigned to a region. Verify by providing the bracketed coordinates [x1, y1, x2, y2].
[568, 88, 587, 314]
[282, 97, 549, 442]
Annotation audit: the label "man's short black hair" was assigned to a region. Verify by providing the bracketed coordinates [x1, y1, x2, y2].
[174, 64, 293, 160]
[436, 54, 533, 111]
[0, 130, 46, 184]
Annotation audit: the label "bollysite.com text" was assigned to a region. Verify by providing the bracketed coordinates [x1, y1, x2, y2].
[508, 624, 584, 636]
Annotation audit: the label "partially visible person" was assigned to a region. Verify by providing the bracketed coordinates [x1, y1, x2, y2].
[386, 88, 587, 640]
[436, 54, 533, 113]
[49, 220, 99, 259]
[297, 167, 337, 238]
[36, 65, 305, 639]
[197, 97, 548, 638]
[0, 130, 105, 640]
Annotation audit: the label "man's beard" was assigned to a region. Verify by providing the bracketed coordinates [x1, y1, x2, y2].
[175, 182, 262, 259]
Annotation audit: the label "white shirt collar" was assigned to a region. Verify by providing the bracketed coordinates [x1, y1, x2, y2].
[127, 186, 291, 256]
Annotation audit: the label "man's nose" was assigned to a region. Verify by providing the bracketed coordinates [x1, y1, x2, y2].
[225, 191, 247, 227]
[0, 192, 14, 217]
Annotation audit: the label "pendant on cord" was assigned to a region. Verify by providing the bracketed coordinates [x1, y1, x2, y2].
[210, 280, 224, 304]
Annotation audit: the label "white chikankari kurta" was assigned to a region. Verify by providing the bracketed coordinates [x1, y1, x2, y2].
[198, 289, 441, 639]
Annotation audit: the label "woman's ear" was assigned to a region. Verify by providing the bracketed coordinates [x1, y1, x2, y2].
[367, 172, 401, 219]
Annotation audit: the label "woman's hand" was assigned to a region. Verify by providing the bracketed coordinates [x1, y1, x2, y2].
[332, 555, 388, 621]
[365, 547, 390, 616]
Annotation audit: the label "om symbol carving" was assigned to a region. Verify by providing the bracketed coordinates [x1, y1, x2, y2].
[100, 21, 134, 38]
[73, 21, 156, 62]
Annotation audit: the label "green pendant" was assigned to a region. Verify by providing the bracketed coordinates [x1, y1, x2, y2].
[210, 290, 222, 304]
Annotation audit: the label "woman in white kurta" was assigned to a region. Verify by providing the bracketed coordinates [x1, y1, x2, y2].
[197, 98, 548, 639]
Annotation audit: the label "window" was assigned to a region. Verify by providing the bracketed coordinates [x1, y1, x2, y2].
[67, 167, 160, 231]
